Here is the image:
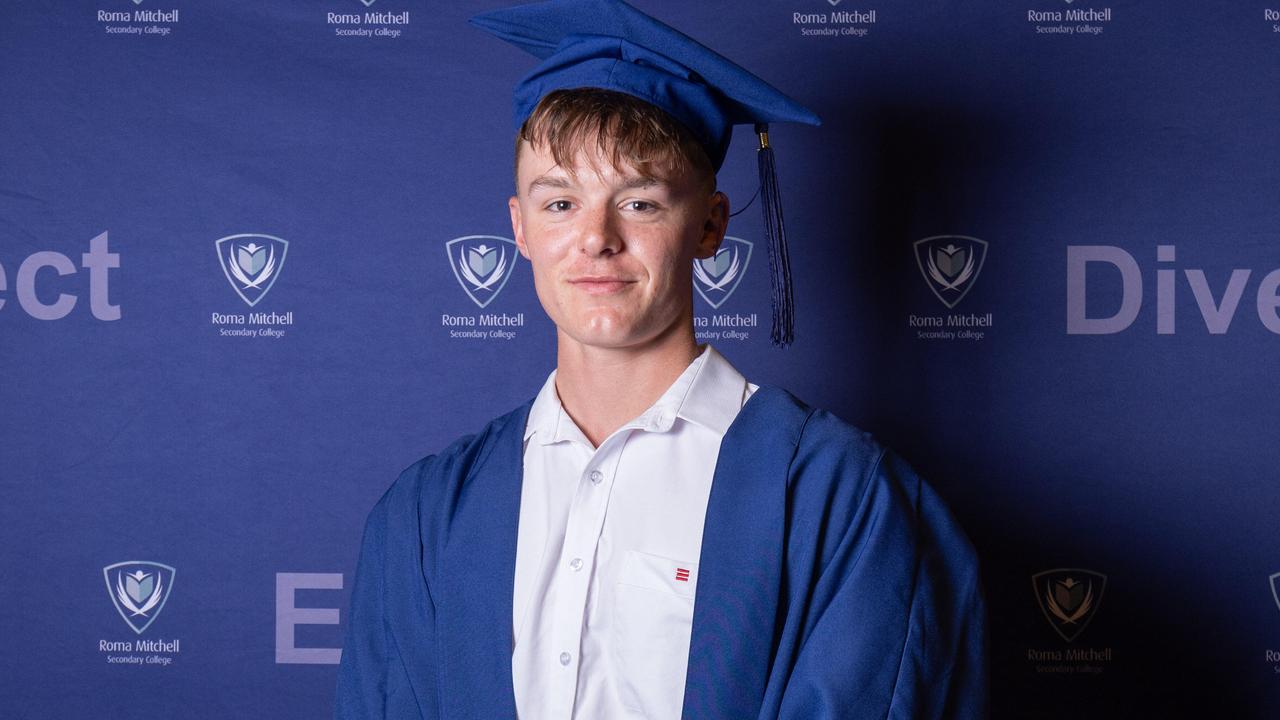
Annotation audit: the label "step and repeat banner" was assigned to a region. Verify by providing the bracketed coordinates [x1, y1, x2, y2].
[2, 1, 1278, 718]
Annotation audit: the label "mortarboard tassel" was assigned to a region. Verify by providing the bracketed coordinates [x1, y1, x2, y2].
[755, 123, 795, 347]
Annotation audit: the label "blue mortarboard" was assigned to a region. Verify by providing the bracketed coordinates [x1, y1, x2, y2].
[470, 0, 821, 346]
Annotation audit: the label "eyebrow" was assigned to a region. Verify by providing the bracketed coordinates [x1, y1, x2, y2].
[526, 176, 573, 194]
[619, 176, 663, 191]
[525, 174, 666, 195]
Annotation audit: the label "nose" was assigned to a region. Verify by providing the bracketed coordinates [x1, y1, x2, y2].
[578, 204, 623, 257]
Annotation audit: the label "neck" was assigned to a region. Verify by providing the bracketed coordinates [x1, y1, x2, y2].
[554, 320, 701, 448]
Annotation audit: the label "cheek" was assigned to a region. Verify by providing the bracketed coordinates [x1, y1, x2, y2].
[632, 251, 692, 315]
[542, 219, 583, 250]
[648, 231, 700, 286]
[522, 228, 575, 313]
[522, 223, 569, 268]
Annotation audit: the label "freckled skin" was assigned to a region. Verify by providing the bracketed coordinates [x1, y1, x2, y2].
[508, 141, 729, 354]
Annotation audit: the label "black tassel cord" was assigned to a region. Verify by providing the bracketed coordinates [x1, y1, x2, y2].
[755, 123, 795, 347]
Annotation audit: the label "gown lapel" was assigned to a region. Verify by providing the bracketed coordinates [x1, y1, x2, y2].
[682, 386, 807, 720]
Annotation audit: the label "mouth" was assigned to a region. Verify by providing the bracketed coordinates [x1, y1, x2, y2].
[568, 276, 636, 295]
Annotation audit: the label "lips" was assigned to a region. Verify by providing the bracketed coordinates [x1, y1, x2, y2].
[568, 276, 636, 295]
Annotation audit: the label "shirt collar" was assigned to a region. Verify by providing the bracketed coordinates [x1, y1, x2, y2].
[523, 344, 749, 445]
[673, 344, 750, 436]
[523, 370, 589, 446]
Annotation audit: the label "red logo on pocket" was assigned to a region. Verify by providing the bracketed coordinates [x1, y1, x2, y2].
[674, 568, 690, 582]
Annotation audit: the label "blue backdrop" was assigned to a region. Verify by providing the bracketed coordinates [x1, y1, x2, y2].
[2, 1, 1278, 718]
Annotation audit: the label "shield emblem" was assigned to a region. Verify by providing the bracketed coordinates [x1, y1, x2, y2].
[1032, 568, 1106, 643]
[104, 561, 176, 635]
[1270, 572, 1280, 613]
[913, 235, 988, 309]
[215, 233, 289, 307]
[693, 236, 753, 310]
[445, 235, 519, 309]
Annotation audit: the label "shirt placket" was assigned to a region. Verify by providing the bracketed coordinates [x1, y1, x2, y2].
[547, 429, 632, 719]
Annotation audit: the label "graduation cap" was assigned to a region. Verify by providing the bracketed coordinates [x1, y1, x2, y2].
[470, 0, 821, 347]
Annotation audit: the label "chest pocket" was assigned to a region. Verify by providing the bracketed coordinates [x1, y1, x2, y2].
[611, 550, 698, 718]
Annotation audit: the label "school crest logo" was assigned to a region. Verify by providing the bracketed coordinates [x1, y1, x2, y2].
[104, 561, 176, 635]
[1032, 568, 1105, 643]
[913, 235, 988, 309]
[1270, 572, 1280, 613]
[694, 236, 752, 309]
[446, 235, 519, 309]
[215, 233, 289, 307]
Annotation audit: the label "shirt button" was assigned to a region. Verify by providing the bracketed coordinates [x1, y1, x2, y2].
[569, 557, 583, 571]
[589, 470, 603, 484]
[559, 652, 572, 666]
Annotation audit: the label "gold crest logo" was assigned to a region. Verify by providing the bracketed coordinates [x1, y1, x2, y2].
[1032, 568, 1106, 643]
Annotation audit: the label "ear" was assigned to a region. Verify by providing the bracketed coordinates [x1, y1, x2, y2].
[695, 191, 730, 260]
[509, 195, 530, 259]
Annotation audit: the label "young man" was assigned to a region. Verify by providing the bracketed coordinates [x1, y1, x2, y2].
[335, 2, 986, 719]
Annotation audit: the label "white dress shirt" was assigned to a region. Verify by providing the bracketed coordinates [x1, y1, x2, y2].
[512, 344, 757, 720]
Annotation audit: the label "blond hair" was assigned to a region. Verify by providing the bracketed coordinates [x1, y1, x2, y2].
[515, 88, 716, 193]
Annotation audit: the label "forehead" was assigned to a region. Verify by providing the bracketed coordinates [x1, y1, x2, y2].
[516, 138, 689, 192]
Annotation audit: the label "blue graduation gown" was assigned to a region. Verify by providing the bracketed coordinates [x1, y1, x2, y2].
[335, 386, 987, 719]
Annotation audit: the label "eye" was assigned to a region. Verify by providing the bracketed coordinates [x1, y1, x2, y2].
[625, 200, 657, 213]
[545, 200, 573, 213]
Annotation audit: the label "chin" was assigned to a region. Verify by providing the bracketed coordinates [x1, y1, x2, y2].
[562, 314, 652, 350]
[570, 325, 643, 350]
